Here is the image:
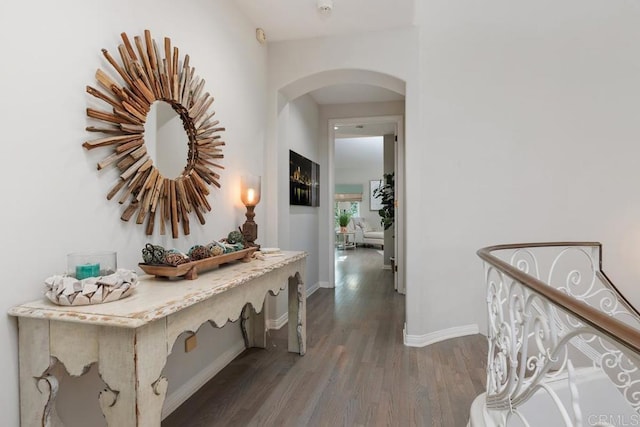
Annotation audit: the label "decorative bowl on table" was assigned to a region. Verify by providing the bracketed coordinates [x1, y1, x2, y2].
[44, 269, 138, 306]
[138, 235, 256, 280]
[139, 247, 257, 280]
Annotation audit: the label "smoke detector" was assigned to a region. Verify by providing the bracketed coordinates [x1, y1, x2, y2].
[317, 0, 333, 14]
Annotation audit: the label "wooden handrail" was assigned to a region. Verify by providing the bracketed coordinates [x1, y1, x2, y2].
[478, 242, 640, 355]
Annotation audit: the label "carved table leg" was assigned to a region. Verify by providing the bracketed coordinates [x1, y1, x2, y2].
[240, 303, 266, 349]
[135, 321, 168, 426]
[98, 321, 168, 426]
[288, 272, 306, 355]
[17, 318, 59, 427]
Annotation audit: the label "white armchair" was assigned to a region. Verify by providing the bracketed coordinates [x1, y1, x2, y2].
[350, 217, 384, 248]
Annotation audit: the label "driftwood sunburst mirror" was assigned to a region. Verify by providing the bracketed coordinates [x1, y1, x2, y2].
[83, 30, 224, 238]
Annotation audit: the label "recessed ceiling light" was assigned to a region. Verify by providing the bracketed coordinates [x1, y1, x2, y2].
[334, 126, 339, 130]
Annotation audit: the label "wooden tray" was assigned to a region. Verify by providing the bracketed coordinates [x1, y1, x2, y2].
[139, 247, 257, 280]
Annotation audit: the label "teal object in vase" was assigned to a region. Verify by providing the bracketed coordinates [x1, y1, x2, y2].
[68, 251, 117, 279]
[76, 263, 100, 280]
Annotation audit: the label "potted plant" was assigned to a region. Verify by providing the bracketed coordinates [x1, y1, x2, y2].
[373, 173, 394, 230]
[338, 211, 351, 232]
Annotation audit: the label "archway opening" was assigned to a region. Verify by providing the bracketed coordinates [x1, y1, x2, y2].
[266, 69, 407, 324]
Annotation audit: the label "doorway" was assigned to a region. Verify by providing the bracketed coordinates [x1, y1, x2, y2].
[329, 115, 405, 294]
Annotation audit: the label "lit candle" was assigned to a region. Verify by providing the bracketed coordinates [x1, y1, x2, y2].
[247, 188, 255, 205]
[76, 263, 100, 280]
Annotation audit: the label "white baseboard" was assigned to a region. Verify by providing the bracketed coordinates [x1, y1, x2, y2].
[319, 281, 332, 289]
[307, 281, 321, 297]
[266, 282, 321, 330]
[403, 324, 480, 347]
[266, 312, 288, 330]
[162, 339, 246, 419]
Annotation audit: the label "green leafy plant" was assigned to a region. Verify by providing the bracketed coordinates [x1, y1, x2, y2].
[373, 173, 394, 230]
[338, 211, 352, 228]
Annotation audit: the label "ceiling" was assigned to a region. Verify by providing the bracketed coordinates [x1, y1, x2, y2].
[334, 137, 383, 170]
[308, 84, 404, 105]
[235, 2, 409, 106]
[335, 122, 396, 138]
[234, 0, 416, 42]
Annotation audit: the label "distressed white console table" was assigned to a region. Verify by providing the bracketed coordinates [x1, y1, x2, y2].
[10, 251, 306, 427]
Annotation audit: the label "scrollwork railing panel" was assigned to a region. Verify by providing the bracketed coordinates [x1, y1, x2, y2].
[480, 243, 640, 426]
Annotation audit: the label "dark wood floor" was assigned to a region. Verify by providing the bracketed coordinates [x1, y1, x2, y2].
[163, 248, 487, 427]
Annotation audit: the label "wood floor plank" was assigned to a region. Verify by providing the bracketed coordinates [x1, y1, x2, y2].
[162, 248, 487, 427]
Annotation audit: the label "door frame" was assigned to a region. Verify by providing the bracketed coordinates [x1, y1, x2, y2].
[327, 114, 405, 294]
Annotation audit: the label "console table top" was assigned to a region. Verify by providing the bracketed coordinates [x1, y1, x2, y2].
[9, 251, 306, 329]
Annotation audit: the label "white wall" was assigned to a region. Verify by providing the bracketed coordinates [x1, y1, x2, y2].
[271, 94, 321, 320]
[414, 0, 640, 336]
[267, 2, 640, 348]
[0, 0, 267, 425]
[334, 137, 384, 229]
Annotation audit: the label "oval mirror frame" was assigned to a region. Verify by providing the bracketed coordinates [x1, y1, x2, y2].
[83, 30, 224, 238]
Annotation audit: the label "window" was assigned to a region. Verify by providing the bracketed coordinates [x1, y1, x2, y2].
[334, 184, 362, 225]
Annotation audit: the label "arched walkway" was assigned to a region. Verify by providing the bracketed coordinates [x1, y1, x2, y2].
[271, 68, 406, 299]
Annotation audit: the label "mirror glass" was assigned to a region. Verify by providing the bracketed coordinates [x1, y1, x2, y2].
[145, 101, 189, 179]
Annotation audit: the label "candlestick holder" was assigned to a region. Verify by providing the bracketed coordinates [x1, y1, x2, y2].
[240, 175, 261, 248]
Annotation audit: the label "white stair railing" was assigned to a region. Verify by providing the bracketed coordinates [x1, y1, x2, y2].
[476, 243, 640, 427]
